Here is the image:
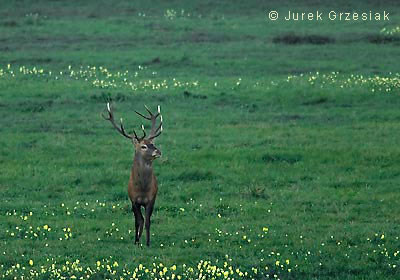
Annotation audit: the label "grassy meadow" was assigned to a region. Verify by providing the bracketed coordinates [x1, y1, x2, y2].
[1, 0, 400, 279]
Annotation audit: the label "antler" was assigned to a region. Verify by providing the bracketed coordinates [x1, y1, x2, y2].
[102, 102, 145, 141]
[135, 105, 163, 141]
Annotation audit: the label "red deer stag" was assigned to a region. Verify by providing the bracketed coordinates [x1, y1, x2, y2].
[102, 102, 163, 246]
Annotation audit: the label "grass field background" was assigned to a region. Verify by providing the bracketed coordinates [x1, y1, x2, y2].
[1, 0, 400, 279]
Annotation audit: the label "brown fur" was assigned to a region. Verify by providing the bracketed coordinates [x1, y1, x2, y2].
[129, 139, 161, 246]
[102, 103, 163, 247]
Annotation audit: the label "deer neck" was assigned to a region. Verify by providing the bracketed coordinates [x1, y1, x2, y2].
[132, 152, 153, 187]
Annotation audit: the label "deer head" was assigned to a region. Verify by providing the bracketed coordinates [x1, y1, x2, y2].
[102, 102, 163, 161]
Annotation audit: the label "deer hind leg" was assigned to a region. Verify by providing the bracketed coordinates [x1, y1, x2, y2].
[132, 203, 144, 244]
[144, 203, 154, 247]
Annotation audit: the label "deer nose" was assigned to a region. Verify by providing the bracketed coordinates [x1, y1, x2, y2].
[152, 149, 161, 158]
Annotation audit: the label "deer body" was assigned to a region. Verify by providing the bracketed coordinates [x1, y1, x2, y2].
[103, 103, 163, 246]
[129, 158, 157, 205]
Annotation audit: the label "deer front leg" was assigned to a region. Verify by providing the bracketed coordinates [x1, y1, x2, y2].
[132, 203, 144, 244]
[144, 203, 154, 247]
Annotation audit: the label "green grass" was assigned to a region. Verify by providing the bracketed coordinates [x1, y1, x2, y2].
[1, 0, 400, 279]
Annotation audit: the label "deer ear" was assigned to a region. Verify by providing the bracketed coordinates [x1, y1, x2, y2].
[132, 137, 139, 145]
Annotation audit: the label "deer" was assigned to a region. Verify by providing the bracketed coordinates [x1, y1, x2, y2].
[102, 102, 163, 247]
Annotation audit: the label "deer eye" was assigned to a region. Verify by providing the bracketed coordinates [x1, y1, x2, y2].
[141, 145, 147, 150]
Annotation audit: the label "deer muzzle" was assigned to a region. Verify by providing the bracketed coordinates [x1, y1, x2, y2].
[152, 149, 161, 158]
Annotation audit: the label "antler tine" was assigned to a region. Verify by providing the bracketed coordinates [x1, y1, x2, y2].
[135, 110, 151, 120]
[103, 102, 137, 140]
[131, 104, 163, 141]
[140, 124, 146, 140]
[148, 106, 163, 140]
[148, 130, 162, 140]
[144, 105, 153, 116]
[121, 118, 139, 140]
[152, 114, 163, 134]
[101, 102, 112, 120]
